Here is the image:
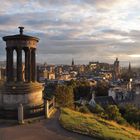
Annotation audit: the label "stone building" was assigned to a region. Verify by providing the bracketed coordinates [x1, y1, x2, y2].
[113, 58, 121, 81]
[127, 62, 134, 79]
[0, 27, 54, 121]
[72, 58, 74, 66]
[56, 72, 71, 81]
[0, 67, 6, 81]
[37, 66, 55, 82]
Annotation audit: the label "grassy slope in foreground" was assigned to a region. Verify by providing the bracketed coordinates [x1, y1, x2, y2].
[60, 108, 140, 140]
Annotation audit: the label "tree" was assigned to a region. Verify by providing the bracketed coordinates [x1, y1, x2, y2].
[68, 79, 77, 87]
[87, 104, 108, 118]
[55, 85, 74, 108]
[79, 106, 90, 114]
[120, 105, 140, 129]
[73, 80, 91, 101]
[105, 105, 126, 124]
[95, 80, 109, 96]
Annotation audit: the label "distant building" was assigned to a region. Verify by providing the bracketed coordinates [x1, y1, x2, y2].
[72, 58, 74, 66]
[43, 69, 48, 79]
[78, 65, 85, 74]
[37, 64, 56, 82]
[0, 67, 6, 81]
[94, 96, 116, 107]
[108, 86, 134, 102]
[113, 58, 121, 81]
[132, 83, 140, 108]
[99, 70, 113, 80]
[56, 66, 63, 74]
[128, 62, 134, 79]
[48, 71, 55, 80]
[57, 72, 71, 81]
[128, 62, 131, 73]
[0, 68, 1, 80]
[89, 61, 113, 72]
[37, 68, 55, 82]
[89, 61, 99, 71]
[108, 84, 140, 108]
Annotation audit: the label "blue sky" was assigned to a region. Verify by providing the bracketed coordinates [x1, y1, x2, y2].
[0, 0, 140, 66]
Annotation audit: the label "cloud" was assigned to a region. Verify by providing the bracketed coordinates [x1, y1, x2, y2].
[0, 0, 140, 66]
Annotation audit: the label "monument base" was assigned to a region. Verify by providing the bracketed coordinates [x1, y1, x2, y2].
[0, 82, 44, 120]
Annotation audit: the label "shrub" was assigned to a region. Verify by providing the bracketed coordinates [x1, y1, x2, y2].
[120, 105, 140, 129]
[105, 105, 127, 125]
[79, 106, 90, 114]
[116, 116, 127, 125]
[55, 85, 74, 108]
[88, 104, 104, 113]
[87, 104, 110, 119]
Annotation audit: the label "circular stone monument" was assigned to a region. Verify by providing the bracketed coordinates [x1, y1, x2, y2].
[0, 27, 44, 120]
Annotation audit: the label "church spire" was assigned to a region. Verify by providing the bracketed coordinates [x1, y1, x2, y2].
[128, 62, 131, 72]
[72, 58, 74, 66]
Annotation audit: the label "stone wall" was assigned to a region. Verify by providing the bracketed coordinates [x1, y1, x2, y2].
[133, 94, 140, 108]
[2, 90, 43, 106]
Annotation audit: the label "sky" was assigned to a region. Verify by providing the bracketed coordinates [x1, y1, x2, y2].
[0, 0, 140, 66]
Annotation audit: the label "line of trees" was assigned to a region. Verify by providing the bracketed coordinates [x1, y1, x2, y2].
[55, 79, 110, 108]
[55, 79, 140, 130]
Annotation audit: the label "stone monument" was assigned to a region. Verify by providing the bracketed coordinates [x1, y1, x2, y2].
[0, 27, 44, 120]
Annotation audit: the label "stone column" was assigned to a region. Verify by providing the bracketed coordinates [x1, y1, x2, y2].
[25, 48, 29, 82]
[27, 49, 31, 82]
[52, 96, 55, 108]
[31, 48, 36, 82]
[17, 48, 23, 82]
[6, 48, 13, 82]
[6, 48, 10, 82]
[45, 100, 49, 118]
[18, 104, 24, 124]
[10, 48, 14, 81]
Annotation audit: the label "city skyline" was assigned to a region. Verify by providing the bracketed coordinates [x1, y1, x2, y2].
[0, 0, 140, 66]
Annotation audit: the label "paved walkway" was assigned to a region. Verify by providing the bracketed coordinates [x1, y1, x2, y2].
[0, 111, 96, 140]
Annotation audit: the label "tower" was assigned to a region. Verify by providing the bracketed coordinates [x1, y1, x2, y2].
[113, 58, 120, 81]
[0, 27, 44, 119]
[128, 62, 131, 73]
[128, 62, 133, 79]
[72, 58, 74, 66]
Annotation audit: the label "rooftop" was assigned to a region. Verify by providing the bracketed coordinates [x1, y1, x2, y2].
[3, 27, 39, 42]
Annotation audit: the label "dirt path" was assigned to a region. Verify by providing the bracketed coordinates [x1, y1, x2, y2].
[0, 110, 96, 140]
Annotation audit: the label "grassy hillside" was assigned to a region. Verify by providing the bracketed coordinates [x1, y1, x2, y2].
[60, 108, 140, 140]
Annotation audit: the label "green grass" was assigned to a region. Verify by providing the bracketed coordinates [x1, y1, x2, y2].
[60, 108, 140, 140]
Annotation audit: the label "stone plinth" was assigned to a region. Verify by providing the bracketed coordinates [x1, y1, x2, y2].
[1, 82, 43, 109]
[0, 82, 44, 120]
